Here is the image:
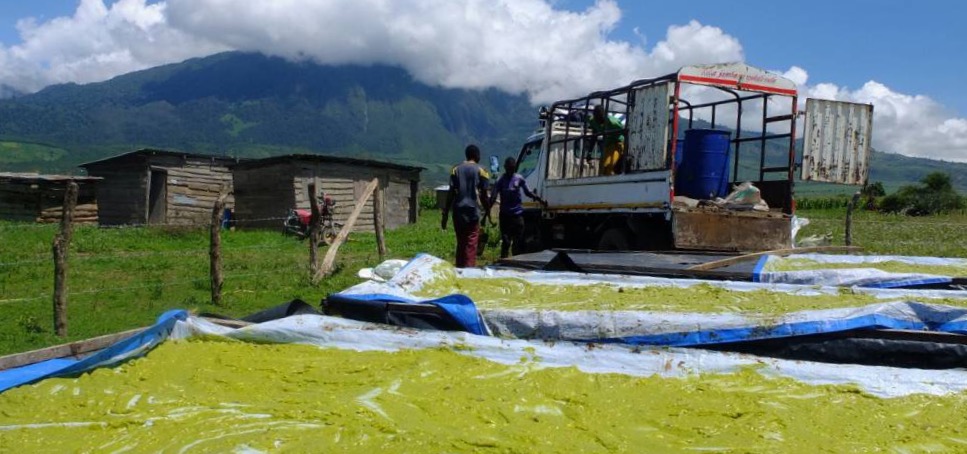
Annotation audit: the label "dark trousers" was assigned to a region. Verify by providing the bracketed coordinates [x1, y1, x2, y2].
[453, 217, 480, 268]
[498, 213, 525, 259]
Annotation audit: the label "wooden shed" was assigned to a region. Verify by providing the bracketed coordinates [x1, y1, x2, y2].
[0, 173, 101, 224]
[79, 149, 240, 226]
[233, 154, 422, 231]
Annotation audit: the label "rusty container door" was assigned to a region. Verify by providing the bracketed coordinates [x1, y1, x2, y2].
[626, 82, 671, 171]
[801, 99, 874, 185]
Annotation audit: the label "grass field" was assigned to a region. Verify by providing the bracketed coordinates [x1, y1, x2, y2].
[1, 208, 965, 356]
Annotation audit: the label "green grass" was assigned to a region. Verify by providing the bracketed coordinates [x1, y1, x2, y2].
[0, 210, 491, 355]
[796, 209, 967, 257]
[0, 208, 964, 356]
[0, 141, 68, 165]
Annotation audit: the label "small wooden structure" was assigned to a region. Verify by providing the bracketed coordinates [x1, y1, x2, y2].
[0, 173, 101, 224]
[233, 154, 422, 230]
[80, 149, 240, 226]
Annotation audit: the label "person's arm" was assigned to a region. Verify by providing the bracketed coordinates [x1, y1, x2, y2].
[441, 173, 456, 230]
[520, 178, 545, 206]
[478, 168, 491, 222]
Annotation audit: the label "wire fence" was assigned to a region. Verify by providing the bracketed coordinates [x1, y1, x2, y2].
[0, 216, 291, 230]
[0, 264, 308, 307]
[0, 213, 333, 310]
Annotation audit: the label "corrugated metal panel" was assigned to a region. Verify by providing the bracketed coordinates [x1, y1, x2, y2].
[626, 82, 670, 170]
[801, 99, 874, 185]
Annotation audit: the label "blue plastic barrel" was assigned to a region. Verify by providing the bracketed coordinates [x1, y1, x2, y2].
[675, 129, 731, 199]
[674, 138, 685, 169]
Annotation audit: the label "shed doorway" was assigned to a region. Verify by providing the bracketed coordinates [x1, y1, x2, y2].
[148, 169, 167, 225]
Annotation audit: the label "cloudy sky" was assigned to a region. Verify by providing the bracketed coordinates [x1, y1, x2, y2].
[0, 0, 965, 162]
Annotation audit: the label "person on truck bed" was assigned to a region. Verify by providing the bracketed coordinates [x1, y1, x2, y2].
[489, 157, 545, 258]
[441, 144, 490, 268]
[588, 104, 625, 176]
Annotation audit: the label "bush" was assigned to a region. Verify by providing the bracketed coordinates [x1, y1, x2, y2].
[418, 188, 439, 212]
[880, 172, 964, 216]
[796, 195, 852, 210]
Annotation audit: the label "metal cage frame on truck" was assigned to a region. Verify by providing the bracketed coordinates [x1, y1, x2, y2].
[515, 62, 873, 252]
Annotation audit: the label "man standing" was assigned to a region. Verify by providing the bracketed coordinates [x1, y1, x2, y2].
[441, 144, 490, 268]
[489, 157, 544, 258]
[588, 104, 625, 175]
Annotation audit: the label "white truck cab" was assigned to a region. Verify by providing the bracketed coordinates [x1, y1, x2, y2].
[514, 62, 873, 252]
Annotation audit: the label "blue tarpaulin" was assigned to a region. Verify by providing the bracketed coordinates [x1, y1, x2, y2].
[0, 310, 187, 393]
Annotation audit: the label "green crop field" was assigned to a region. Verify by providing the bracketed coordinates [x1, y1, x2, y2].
[0, 207, 965, 356]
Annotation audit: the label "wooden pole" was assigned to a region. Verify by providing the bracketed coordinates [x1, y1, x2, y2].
[685, 245, 864, 271]
[52, 182, 78, 338]
[373, 183, 387, 260]
[845, 191, 861, 246]
[210, 189, 229, 307]
[313, 178, 379, 284]
[308, 182, 322, 277]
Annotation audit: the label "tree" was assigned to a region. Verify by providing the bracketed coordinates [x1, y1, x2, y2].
[861, 181, 886, 210]
[880, 172, 964, 216]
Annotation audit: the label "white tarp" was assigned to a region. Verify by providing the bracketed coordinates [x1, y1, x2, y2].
[171, 314, 967, 399]
[755, 253, 967, 288]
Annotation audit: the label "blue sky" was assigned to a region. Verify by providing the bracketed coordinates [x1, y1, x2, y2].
[0, 0, 965, 161]
[574, 0, 967, 117]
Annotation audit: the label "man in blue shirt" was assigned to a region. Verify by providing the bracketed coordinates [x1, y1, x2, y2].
[441, 144, 490, 267]
[489, 157, 545, 258]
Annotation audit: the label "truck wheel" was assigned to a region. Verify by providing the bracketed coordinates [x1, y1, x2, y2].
[597, 227, 631, 251]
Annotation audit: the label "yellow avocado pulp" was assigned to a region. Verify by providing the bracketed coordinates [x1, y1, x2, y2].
[764, 257, 967, 277]
[2, 339, 967, 452]
[415, 276, 967, 314]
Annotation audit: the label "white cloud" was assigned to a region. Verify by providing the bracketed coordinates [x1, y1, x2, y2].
[0, 0, 964, 162]
[0, 0, 225, 92]
[792, 69, 967, 162]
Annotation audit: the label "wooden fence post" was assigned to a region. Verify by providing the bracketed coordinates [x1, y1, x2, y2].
[313, 178, 379, 284]
[52, 181, 78, 338]
[845, 191, 861, 246]
[373, 183, 387, 260]
[308, 181, 322, 278]
[210, 190, 229, 307]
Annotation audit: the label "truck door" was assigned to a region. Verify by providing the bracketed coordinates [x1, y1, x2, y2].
[800, 99, 874, 185]
[516, 138, 543, 199]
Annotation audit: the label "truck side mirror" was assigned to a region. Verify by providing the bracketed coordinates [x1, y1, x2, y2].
[489, 155, 500, 175]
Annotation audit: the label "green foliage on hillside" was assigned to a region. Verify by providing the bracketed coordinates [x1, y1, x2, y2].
[1, 51, 966, 189]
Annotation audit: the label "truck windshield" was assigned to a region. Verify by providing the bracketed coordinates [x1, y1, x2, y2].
[517, 140, 541, 177]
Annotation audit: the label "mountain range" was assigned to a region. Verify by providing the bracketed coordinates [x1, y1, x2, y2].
[0, 51, 965, 191]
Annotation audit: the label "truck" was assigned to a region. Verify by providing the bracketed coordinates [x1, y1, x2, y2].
[512, 62, 873, 252]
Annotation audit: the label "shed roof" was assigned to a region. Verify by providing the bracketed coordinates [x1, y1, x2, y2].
[78, 148, 244, 169]
[234, 154, 424, 173]
[0, 172, 103, 184]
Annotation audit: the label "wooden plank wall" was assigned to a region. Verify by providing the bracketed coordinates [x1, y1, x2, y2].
[232, 162, 295, 229]
[0, 180, 99, 224]
[84, 166, 146, 225]
[37, 182, 98, 224]
[0, 181, 40, 222]
[164, 165, 234, 226]
[290, 161, 419, 231]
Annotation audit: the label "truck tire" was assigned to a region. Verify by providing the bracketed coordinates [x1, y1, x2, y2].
[597, 227, 631, 251]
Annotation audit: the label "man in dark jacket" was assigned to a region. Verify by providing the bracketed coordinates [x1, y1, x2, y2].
[441, 144, 490, 267]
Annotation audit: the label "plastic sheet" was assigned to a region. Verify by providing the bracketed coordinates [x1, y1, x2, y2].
[170, 314, 967, 398]
[754, 253, 967, 288]
[334, 254, 967, 347]
[4, 311, 967, 399]
[0, 310, 187, 393]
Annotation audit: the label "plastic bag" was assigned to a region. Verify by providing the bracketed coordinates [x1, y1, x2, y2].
[357, 259, 409, 282]
[725, 181, 762, 205]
